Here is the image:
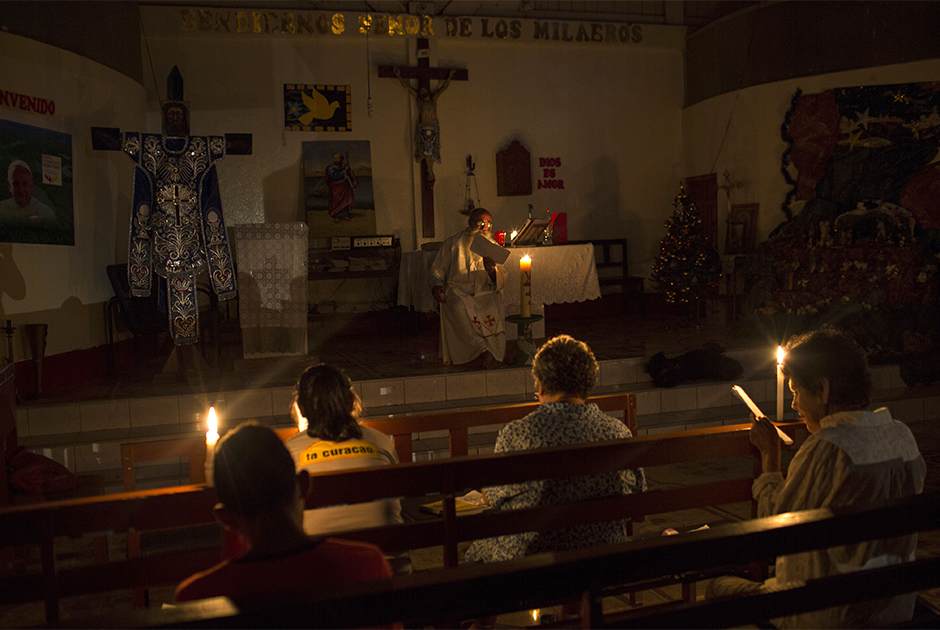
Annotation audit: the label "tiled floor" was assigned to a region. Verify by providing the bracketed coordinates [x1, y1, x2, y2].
[23, 305, 767, 407]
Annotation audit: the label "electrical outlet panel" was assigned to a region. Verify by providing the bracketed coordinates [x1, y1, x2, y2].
[352, 235, 394, 248]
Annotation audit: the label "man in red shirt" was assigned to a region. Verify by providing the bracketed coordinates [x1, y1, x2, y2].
[175, 422, 394, 607]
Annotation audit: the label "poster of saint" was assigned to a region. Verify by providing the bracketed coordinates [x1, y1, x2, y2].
[303, 140, 376, 236]
[0, 119, 73, 245]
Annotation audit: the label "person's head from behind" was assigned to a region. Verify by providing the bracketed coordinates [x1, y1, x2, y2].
[213, 422, 309, 536]
[293, 364, 363, 442]
[782, 327, 871, 432]
[532, 334, 598, 401]
[468, 208, 492, 236]
[7, 161, 34, 209]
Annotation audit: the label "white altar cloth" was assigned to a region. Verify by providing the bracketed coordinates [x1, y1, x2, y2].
[397, 243, 601, 339]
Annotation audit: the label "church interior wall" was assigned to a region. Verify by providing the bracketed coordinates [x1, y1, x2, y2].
[682, 57, 940, 254]
[6, 3, 937, 366]
[0, 31, 145, 360]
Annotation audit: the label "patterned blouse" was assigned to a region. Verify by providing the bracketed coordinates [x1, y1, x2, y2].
[464, 402, 646, 563]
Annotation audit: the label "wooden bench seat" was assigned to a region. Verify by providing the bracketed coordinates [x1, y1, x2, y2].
[57, 492, 940, 629]
[0, 411, 808, 623]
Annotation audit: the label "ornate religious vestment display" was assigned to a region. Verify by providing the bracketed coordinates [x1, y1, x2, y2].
[123, 132, 236, 345]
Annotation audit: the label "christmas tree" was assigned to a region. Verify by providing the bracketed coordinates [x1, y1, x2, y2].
[651, 184, 722, 305]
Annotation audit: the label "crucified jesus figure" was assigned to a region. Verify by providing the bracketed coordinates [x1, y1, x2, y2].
[395, 67, 455, 188]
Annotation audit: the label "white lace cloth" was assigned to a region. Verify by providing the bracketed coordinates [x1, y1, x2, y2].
[234, 222, 308, 358]
[398, 243, 600, 312]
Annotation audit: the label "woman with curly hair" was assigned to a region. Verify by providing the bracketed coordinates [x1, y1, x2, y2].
[465, 335, 646, 563]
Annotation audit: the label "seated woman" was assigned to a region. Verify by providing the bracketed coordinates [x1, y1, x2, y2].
[709, 327, 926, 628]
[465, 334, 647, 563]
[283, 364, 409, 572]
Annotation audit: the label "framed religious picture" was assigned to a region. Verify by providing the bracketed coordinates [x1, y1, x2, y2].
[725, 203, 758, 254]
[0, 119, 74, 246]
[284, 84, 352, 132]
[303, 140, 376, 237]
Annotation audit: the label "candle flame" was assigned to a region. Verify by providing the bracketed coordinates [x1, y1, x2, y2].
[530, 609, 540, 622]
[206, 407, 219, 444]
[776, 346, 785, 365]
[521, 254, 531, 263]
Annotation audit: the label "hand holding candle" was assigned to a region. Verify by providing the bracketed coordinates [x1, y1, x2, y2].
[776, 346, 785, 421]
[519, 255, 532, 318]
[205, 406, 219, 486]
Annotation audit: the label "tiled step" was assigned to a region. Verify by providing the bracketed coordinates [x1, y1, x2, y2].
[13, 348, 939, 495]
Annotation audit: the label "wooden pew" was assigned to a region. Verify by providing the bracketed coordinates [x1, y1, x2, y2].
[357, 391, 638, 463]
[0, 419, 805, 623]
[59, 492, 940, 629]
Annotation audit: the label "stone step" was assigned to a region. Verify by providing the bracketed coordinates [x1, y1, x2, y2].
[13, 348, 938, 495]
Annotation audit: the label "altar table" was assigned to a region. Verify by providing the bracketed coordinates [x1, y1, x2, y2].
[397, 243, 601, 338]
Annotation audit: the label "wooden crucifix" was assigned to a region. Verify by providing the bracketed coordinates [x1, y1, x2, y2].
[379, 38, 468, 239]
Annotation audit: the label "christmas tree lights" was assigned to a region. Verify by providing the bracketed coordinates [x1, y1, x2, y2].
[651, 184, 722, 305]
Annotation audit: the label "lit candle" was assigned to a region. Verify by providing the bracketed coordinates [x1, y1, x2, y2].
[509, 230, 518, 247]
[205, 406, 219, 486]
[776, 346, 785, 422]
[520, 255, 532, 318]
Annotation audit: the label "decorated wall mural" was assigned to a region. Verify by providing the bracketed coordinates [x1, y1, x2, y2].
[748, 82, 940, 363]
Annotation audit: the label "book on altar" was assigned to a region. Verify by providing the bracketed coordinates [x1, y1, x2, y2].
[421, 490, 491, 516]
[513, 217, 551, 246]
[471, 233, 511, 264]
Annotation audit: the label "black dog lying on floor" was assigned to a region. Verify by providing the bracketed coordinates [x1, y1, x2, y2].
[646, 342, 744, 388]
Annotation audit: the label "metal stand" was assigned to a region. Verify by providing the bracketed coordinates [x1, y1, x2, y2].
[505, 314, 544, 366]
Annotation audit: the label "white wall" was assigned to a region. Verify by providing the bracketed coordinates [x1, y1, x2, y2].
[0, 31, 145, 358]
[2, 13, 688, 359]
[683, 58, 940, 252]
[141, 16, 685, 278]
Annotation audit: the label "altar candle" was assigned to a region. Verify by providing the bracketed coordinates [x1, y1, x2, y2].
[776, 346, 785, 422]
[520, 255, 532, 318]
[205, 407, 219, 486]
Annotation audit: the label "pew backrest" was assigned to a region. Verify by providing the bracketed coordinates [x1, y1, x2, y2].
[0, 408, 799, 624]
[70, 491, 940, 629]
[358, 391, 638, 462]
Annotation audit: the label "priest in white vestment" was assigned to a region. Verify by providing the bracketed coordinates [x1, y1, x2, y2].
[429, 208, 507, 366]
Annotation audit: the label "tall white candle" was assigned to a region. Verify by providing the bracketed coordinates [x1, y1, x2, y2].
[520, 256, 532, 318]
[776, 346, 785, 422]
[205, 406, 219, 486]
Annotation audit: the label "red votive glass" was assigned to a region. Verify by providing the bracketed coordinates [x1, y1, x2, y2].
[495, 231, 506, 246]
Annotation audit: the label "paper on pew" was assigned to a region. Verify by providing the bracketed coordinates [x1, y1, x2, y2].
[470, 233, 511, 264]
[421, 490, 491, 516]
[731, 385, 793, 445]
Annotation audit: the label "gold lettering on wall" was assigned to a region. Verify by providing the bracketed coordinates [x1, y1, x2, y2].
[281, 12, 296, 34]
[180, 9, 197, 31]
[331, 13, 345, 35]
[216, 11, 232, 32]
[172, 9, 645, 46]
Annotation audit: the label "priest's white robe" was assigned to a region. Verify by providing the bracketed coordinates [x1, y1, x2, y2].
[429, 228, 506, 365]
